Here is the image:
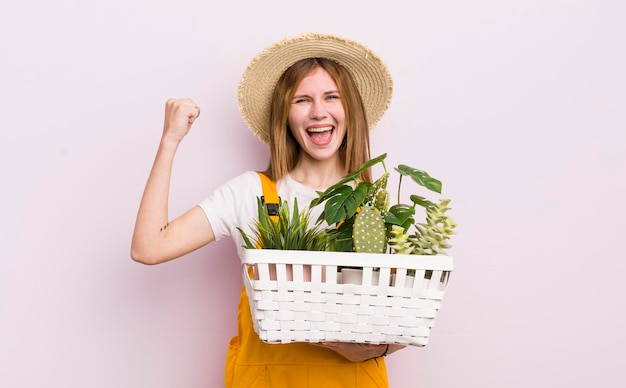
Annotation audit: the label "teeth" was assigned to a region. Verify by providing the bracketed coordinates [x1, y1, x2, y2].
[307, 126, 333, 133]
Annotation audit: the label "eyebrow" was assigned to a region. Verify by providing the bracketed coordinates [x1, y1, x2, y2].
[292, 90, 340, 99]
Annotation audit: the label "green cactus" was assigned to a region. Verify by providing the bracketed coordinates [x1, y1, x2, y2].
[374, 189, 390, 213]
[365, 172, 389, 206]
[353, 205, 387, 253]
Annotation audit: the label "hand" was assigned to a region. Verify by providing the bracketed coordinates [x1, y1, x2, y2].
[162, 98, 201, 143]
[313, 342, 402, 362]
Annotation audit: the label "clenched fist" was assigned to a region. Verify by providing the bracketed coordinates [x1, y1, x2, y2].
[162, 98, 201, 143]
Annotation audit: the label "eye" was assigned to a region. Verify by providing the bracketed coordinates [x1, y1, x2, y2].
[326, 93, 340, 101]
[292, 97, 309, 104]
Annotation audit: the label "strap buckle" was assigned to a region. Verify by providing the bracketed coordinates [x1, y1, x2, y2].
[261, 196, 280, 216]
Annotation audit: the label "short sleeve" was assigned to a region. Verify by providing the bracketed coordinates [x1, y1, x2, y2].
[197, 171, 262, 247]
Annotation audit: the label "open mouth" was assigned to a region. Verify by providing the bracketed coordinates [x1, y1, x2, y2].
[307, 126, 334, 145]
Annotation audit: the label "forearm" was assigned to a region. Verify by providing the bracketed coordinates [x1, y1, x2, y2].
[313, 342, 405, 362]
[131, 138, 180, 264]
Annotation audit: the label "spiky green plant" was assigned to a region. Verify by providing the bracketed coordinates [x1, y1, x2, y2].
[238, 197, 330, 251]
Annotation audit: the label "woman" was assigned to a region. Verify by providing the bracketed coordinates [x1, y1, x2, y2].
[131, 33, 402, 387]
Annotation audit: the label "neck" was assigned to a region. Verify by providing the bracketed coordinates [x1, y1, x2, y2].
[289, 154, 346, 190]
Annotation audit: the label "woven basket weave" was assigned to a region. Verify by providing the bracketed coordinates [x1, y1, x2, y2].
[240, 249, 453, 346]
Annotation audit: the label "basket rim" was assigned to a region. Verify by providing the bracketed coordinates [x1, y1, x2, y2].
[240, 248, 453, 271]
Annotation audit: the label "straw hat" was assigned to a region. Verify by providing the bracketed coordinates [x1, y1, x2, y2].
[238, 32, 393, 144]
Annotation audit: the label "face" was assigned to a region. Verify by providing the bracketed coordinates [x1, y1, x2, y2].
[287, 67, 346, 162]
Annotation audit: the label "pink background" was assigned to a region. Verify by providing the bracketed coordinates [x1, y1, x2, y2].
[2, 1, 624, 387]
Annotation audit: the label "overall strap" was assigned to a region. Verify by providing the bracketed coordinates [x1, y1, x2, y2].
[257, 172, 279, 222]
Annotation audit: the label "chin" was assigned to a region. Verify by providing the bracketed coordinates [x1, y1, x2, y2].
[308, 149, 340, 162]
[301, 138, 342, 161]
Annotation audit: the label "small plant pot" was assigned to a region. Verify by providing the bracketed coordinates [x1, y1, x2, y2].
[258, 264, 313, 281]
[340, 268, 380, 285]
[390, 273, 416, 288]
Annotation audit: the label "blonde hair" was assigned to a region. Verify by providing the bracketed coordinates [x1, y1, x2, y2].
[264, 58, 372, 183]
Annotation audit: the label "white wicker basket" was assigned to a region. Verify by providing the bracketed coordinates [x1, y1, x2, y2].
[240, 249, 453, 346]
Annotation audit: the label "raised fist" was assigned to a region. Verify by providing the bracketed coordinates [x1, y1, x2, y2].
[162, 98, 201, 142]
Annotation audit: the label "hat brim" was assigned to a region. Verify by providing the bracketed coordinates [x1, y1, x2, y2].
[238, 32, 393, 144]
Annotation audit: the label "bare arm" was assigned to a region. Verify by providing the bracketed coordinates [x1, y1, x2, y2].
[131, 98, 214, 265]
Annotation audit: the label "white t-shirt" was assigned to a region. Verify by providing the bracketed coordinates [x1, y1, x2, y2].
[198, 171, 325, 258]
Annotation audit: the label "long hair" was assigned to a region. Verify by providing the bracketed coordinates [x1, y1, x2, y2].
[263, 58, 372, 183]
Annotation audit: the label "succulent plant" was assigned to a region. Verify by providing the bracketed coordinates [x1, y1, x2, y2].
[388, 199, 457, 255]
[388, 225, 415, 254]
[408, 199, 457, 255]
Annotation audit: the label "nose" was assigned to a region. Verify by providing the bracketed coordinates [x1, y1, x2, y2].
[309, 99, 327, 120]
